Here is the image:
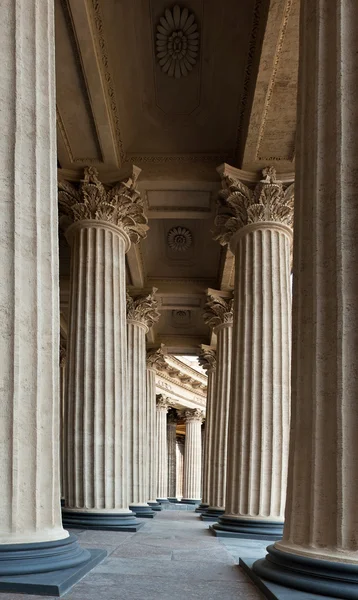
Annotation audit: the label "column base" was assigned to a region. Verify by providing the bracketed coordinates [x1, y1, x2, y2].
[249, 545, 358, 600]
[168, 497, 179, 503]
[201, 507, 225, 521]
[179, 498, 201, 505]
[148, 501, 163, 512]
[210, 516, 284, 540]
[129, 504, 156, 519]
[0, 535, 106, 596]
[195, 502, 209, 514]
[156, 498, 170, 504]
[62, 509, 144, 532]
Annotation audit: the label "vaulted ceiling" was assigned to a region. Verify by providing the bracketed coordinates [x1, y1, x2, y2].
[57, 0, 299, 352]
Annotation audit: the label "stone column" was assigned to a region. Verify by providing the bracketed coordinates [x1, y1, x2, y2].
[176, 436, 185, 499]
[126, 290, 160, 519]
[201, 293, 233, 521]
[146, 346, 167, 511]
[0, 0, 92, 586]
[182, 409, 204, 504]
[60, 341, 67, 504]
[252, 2, 358, 598]
[59, 167, 148, 532]
[167, 409, 179, 501]
[212, 166, 293, 538]
[196, 346, 216, 514]
[156, 395, 169, 503]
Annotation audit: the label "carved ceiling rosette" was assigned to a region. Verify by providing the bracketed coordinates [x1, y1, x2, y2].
[198, 345, 217, 373]
[126, 288, 160, 331]
[184, 408, 204, 423]
[146, 344, 167, 370]
[214, 167, 294, 246]
[58, 166, 148, 245]
[203, 293, 234, 330]
[156, 5, 199, 79]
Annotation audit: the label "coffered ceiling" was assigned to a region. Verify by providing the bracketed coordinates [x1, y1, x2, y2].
[56, 0, 299, 351]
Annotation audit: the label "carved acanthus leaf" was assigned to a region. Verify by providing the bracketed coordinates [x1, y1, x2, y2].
[203, 294, 233, 329]
[58, 167, 148, 244]
[126, 288, 160, 329]
[146, 344, 167, 369]
[156, 394, 170, 411]
[213, 167, 294, 246]
[198, 345, 217, 373]
[184, 408, 204, 423]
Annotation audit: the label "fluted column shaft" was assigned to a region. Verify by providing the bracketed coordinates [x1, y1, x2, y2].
[207, 323, 232, 512]
[227, 224, 291, 522]
[167, 415, 178, 498]
[201, 368, 216, 506]
[60, 350, 66, 501]
[64, 223, 132, 515]
[0, 0, 66, 546]
[156, 398, 169, 500]
[146, 367, 157, 502]
[183, 411, 204, 501]
[127, 321, 149, 509]
[253, 3, 358, 598]
[176, 438, 185, 499]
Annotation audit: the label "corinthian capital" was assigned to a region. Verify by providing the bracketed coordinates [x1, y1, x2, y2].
[126, 288, 160, 330]
[198, 345, 216, 373]
[59, 340, 67, 367]
[214, 166, 294, 246]
[58, 166, 148, 244]
[156, 395, 170, 412]
[184, 409, 204, 423]
[203, 291, 233, 330]
[146, 344, 167, 370]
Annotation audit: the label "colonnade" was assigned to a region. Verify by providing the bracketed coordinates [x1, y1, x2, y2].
[1, 0, 357, 598]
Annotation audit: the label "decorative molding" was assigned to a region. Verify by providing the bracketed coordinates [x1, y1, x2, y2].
[184, 408, 204, 423]
[126, 288, 160, 329]
[198, 345, 216, 373]
[214, 166, 294, 245]
[58, 166, 148, 244]
[203, 292, 234, 329]
[156, 5, 199, 79]
[89, 0, 125, 164]
[167, 226, 192, 252]
[255, 0, 294, 162]
[155, 363, 207, 398]
[126, 152, 231, 164]
[235, 0, 267, 159]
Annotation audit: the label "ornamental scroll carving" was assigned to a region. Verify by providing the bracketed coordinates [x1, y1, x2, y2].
[198, 345, 216, 373]
[214, 167, 294, 246]
[184, 408, 204, 423]
[126, 288, 160, 330]
[58, 167, 148, 244]
[203, 293, 233, 330]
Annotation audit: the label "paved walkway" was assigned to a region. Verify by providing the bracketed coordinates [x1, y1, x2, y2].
[7, 511, 267, 600]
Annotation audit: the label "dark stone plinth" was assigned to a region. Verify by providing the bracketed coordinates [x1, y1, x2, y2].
[62, 509, 144, 532]
[201, 507, 225, 522]
[180, 498, 201, 505]
[0, 534, 90, 576]
[168, 497, 179, 503]
[156, 498, 170, 504]
[0, 548, 106, 597]
[148, 501, 163, 511]
[195, 503, 209, 514]
[210, 516, 283, 540]
[249, 545, 358, 600]
[130, 504, 156, 519]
